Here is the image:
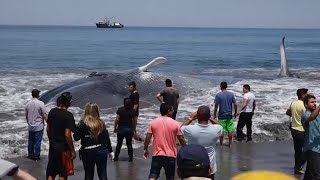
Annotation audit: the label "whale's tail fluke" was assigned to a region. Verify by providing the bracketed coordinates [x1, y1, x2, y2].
[139, 57, 167, 72]
[279, 37, 293, 77]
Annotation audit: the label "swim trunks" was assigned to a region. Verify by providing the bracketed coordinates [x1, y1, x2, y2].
[219, 119, 233, 132]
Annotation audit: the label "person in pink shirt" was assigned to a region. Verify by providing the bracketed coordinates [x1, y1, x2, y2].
[143, 103, 186, 180]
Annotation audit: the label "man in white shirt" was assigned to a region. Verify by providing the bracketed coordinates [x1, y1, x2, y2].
[181, 106, 222, 180]
[236, 84, 256, 142]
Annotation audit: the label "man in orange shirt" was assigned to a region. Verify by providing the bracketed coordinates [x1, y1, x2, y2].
[143, 103, 186, 180]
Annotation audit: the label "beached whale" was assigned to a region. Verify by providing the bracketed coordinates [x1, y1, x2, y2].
[39, 57, 189, 110]
[279, 37, 297, 78]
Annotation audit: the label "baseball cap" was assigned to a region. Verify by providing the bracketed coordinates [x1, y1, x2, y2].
[177, 144, 210, 169]
[60, 92, 72, 104]
[31, 89, 40, 97]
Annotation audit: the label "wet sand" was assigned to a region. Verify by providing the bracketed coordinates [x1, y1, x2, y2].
[4, 140, 303, 180]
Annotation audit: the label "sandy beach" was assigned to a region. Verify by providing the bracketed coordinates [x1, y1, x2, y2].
[3, 140, 304, 180]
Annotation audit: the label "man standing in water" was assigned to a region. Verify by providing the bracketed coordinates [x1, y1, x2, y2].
[46, 92, 76, 180]
[128, 81, 143, 141]
[236, 84, 256, 142]
[144, 103, 186, 180]
[156, 79, 180, 119]
[301, 94, 320, 180]
[213, 82, 237, 148]
[25, 89, 48, 161]
[286, 88, 308, 174]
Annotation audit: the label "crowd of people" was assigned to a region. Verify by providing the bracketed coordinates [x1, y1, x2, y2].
[9, 79, 318, 180]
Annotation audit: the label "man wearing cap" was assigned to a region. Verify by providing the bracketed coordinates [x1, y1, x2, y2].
[286, 88, 308, 174]
[177, 144, 212, 180]
[25, 89, 48, 161]
[143, 103, 186, 180]
[46, 92, 76, 179]
[181, 106, 222, 180]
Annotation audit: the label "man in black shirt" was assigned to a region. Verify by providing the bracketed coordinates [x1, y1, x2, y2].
[46, 92, 76, 180]
[128, 81, 143, 141]
[156, 79, 180, 119]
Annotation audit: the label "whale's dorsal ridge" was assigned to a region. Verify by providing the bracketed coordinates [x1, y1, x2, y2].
[139, 57, 167, 72]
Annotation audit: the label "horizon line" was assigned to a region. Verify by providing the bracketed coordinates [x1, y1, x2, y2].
[0, 24, 319, 30]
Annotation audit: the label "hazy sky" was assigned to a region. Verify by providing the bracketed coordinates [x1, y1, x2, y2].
[1, 0, 319, 28]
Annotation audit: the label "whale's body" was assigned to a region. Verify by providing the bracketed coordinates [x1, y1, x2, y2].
[40, 57, 187, 109]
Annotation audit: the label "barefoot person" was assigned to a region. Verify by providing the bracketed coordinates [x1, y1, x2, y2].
[181, 106, 222, 180]
[25, 89, 48, 161]
[236, 84, 256, 142]
[301, 94, 320, 180]
[73, 102, 114, 180]
[46, 92, 76, 180]
[144, 103, 186, 180]
[114, 98, 135, 162]
[156, 79, 180, 119]
[128, 81, 143, 141]
[213, 82, 237, 148]
[286, 88, 308, 174]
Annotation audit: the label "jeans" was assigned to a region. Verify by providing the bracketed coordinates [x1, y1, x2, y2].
[148, 156, 176, 180]
[304, 150, 320, 180]
[236, 112, 253, 141]
[115, 127, 134, 160]
[28, 130, 43, 160]
[82, 147, 109, 180]
[291, 128, 306, 171]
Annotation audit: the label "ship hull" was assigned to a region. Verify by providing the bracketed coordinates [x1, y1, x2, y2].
[96, 24, 124, 28]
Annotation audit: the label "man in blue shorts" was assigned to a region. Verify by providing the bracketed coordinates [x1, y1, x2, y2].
[213, 82, 237, 148]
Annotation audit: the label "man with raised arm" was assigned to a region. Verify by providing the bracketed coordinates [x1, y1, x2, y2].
[301, 94, 320, 180]
[181, 106, 222, 180]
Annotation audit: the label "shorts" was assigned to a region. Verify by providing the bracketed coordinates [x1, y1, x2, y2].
[46, 148, 67, 178]
[219, 119, 234, 132]
[148, 156, 175, 180]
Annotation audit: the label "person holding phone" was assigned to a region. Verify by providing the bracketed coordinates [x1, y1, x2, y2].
[181, 106, 222, 180]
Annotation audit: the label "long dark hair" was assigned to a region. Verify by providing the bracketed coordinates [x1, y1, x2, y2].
[124, 98, 132, 110]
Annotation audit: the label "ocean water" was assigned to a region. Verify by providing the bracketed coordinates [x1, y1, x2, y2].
[0, 25, 320, 158]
